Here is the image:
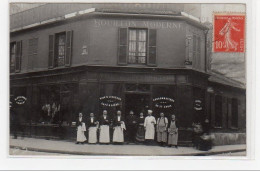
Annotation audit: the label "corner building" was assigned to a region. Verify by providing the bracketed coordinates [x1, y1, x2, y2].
[10, 6, 246, 145]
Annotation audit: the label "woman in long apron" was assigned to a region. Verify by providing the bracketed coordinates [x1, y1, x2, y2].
[76, 113, 87, 144]
[87, 113, 99, 144]
[135, 112, 145, 143]
[168, 114, 178, 148]
[99, 110, 110, 144]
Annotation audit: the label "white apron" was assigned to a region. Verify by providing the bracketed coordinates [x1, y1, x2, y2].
[77, 122, 86, 142]
[88, 126, 98, 143]
[144, 116, 156, 140]
[113, 122, 126, 143]
[99, 125, 110, 143]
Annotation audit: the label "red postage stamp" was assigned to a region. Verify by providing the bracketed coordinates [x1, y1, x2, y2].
[213, 13, 245, 52]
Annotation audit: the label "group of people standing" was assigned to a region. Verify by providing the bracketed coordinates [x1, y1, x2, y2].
[76, 109, 179, 148]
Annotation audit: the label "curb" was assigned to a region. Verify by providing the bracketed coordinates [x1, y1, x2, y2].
[10, 145, 246, 156]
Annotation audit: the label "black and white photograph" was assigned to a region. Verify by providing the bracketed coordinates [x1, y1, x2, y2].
[9, 2, 247, 157]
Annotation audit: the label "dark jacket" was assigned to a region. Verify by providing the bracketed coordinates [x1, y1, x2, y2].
[113, 116, 125, 127]
[86, 117, 98, 127]
[99, 116, 110, 126]
[126, 115, 137, 127]
[76, 117, 84, 127]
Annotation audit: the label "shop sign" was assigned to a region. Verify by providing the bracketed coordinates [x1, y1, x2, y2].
[15, 96, 27, 105]
[100, 96, 121, 107]
[194, 99, 202, 110]
[153, 97, 174, 109]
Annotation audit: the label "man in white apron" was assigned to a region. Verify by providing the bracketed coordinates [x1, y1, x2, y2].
[144, 110, 156, 145]
[112, 110, 126, 144]
[87, 113, 99, 144]
[99, 110, 110, 144]
[76, 113, 86, 144]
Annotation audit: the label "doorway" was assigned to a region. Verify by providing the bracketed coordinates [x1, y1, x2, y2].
[125, 93, 150, 116]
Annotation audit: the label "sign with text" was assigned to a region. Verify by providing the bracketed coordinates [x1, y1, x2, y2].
[213, 14, 245, 52]
[153, 97, 174, 109]
[100, 96, 121, 107]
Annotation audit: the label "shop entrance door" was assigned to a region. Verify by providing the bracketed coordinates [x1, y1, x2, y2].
[125, 93, 150, 116]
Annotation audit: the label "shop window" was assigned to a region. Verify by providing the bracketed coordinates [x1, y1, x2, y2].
[231, 98, 238, 128]
[38, 83, 78, 124]
[10, 41, 22, 73]
[48, 31, 73, 68]
[215, 95, 223, 127]
[118, 28, 156, 66]
[28, 38, 38, 70]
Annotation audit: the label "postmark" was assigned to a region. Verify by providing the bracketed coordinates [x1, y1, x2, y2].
[213, 13, 245, 52]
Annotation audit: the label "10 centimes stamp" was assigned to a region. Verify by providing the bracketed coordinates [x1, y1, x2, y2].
[213, 13, 245, 52]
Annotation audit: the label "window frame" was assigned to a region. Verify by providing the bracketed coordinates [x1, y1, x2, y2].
[54, 32, 66, 68]
[10, 42, 16, 73]
[127, 28, 148, 65]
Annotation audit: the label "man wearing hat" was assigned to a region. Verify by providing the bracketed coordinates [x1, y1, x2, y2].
[144, 110, 156, 145]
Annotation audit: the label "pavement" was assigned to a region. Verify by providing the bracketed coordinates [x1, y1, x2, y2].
[9, 137, 246, 156]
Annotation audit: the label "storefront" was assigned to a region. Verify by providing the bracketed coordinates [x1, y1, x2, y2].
[10, 65, 210, 144]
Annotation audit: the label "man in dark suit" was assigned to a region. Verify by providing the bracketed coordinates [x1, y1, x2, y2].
[126, 110, 138, 144]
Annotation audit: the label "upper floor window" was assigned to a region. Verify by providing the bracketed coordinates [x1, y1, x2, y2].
[118, 28, 156, 66]
[48, 31, 73, 68]
[10, 41, 22, 73]
[55, 32, 66, 67]
[10, 42, 16, 73]
[128, 29, 147, 64]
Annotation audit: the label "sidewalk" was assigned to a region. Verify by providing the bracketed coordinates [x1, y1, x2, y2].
[9, 137, 246, 156]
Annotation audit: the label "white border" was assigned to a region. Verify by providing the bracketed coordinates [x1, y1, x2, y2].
[1, 0, 259, 170]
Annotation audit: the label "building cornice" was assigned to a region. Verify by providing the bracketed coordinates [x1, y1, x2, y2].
[10, 8, 208, 33]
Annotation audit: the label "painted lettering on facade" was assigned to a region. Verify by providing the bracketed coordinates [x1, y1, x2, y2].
[94, 19, 183, 29]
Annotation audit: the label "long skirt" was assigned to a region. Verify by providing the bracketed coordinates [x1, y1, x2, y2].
[88, 127, 98, 144]
[99, 125, 110, 143]
[157, 131, 167, 143]
[113, 126, 124, 143]
[77, 126, 86, 142]
[168, 133, 178, 145]
[136, 125, 145, 142]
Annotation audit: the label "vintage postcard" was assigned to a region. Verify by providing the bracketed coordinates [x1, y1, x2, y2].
[9, 2, 247, 157]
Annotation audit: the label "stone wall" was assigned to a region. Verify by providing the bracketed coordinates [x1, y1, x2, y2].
[211, 132, 246, 145]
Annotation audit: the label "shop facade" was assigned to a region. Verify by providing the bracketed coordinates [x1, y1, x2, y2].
[10, 7, 246, 145]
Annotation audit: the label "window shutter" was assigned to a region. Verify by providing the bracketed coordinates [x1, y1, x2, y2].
[118, 28, 128, 65]
[192, 34, 197, 68]
[15, 40, 22, 72]
[148, 29, 157, 66]
[48, 35, 54, 68]
[65, 30, 73, 67]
